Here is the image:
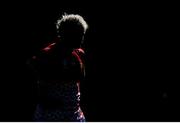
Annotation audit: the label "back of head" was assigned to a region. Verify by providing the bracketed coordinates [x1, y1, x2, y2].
[56, 14, 88, 48]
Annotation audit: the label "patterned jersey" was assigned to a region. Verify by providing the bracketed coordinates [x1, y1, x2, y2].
[28, 42, 85, 121]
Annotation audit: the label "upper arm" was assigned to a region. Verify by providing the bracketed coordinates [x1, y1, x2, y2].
[71, 50, 86, 80]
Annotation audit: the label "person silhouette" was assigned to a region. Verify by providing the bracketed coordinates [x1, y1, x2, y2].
[27, 13, 88, 121]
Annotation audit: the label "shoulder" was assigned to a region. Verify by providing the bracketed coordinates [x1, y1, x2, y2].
[73, 48, 85, 57]
[76, 48, 85, 54]
[42, 42, 56, 53]
[72, 48, 85, 64]
[72, 48, 85, 57]
[27, 42, 57, 63]
[37, 42, 57, 58]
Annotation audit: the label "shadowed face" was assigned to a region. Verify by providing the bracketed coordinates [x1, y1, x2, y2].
[58, 22, 84, 49]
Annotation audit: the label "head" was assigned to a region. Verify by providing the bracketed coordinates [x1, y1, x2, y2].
[56, 14, 88, 49]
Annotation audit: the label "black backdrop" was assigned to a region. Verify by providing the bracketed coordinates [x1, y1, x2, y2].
[0, 1, 179, 121]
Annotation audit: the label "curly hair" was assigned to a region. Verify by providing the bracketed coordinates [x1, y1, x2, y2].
[56, 14, 88, 35]
[55, 13, 88, 48]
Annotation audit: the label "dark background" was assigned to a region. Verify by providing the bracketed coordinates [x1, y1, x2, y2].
[0, 1, 179, 121]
